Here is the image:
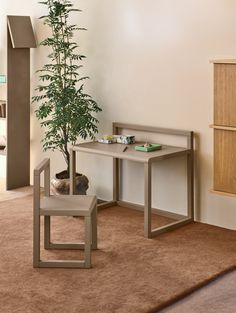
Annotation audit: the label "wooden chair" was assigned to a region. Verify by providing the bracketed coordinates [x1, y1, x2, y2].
[33, 158, 97, 268]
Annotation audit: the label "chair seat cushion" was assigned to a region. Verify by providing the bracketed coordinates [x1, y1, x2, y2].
[40, 195, 97, 217]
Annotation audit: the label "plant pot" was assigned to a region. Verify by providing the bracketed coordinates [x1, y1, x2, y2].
[51, 170, 89, 195]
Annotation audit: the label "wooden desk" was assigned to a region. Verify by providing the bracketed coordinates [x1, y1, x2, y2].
[70, 123, 194, 238]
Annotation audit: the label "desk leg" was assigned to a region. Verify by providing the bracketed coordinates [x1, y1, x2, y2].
[113, 158, 119, 202]
[187, 151, 194, 219]
[70, 149, 76, 195]
[144, 162, 152, 238]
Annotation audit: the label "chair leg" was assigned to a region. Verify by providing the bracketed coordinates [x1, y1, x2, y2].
[44, 216, 51, 249]
[33, 214, 40, 268]
[84, 216, 92, 268]
[91, 206, 97, 250]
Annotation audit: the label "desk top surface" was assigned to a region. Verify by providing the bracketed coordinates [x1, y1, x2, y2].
[72, 141, 190, 163]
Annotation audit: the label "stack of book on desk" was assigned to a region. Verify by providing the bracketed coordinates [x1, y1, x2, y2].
[0, 135, 6, 152]
[0, 101, 6, 118]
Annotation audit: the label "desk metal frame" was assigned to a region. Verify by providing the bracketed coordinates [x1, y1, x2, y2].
[70, 123, 194, 238]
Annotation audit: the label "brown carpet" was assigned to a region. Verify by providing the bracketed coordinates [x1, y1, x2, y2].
[0, 196, 235, 313]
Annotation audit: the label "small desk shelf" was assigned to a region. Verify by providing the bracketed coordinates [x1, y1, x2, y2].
[70, 123, 194, 239]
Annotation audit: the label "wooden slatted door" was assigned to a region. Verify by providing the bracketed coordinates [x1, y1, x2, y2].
[214, 129, 236, 194]
[212, 60, 236, 195]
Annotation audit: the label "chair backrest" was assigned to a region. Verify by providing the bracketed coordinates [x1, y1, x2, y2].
[33, 158, 50, 213]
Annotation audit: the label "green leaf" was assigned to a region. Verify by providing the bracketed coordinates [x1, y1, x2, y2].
[32, 0, 102, 169]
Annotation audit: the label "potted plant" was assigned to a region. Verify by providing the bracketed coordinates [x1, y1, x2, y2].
[32, 0, 101, 194]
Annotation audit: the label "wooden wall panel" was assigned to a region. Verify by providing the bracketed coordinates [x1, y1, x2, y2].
[214, 64, 236, 127]
[214, 129, 236, 194]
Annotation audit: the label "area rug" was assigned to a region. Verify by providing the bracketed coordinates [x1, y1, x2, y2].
[0, 196, 235, 313]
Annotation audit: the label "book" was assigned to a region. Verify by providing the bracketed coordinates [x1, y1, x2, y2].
[0, 102, 6, 118]
[0, 75, 6, 84]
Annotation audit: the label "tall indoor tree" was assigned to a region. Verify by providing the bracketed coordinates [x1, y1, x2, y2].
[32, 0, 101, 176]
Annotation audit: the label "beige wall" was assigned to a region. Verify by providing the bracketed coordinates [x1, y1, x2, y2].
[0, 0, 236, 229]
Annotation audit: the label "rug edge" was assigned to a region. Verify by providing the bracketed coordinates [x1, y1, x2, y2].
[147, 265, 236, 313]
[0, 194, 33, 204]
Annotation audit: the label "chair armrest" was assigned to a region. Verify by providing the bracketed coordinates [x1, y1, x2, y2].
[34, 158, 50, 176]
[34, 158, 51, 199]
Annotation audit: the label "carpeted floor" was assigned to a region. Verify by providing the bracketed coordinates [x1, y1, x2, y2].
[0, 196, 235, 313]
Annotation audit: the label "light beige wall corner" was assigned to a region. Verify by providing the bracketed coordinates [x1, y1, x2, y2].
[1, 0, 236, 229]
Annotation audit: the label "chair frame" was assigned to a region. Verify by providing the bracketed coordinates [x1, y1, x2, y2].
[33, 158, 97, 269]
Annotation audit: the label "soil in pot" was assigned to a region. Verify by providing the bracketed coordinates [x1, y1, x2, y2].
[51, 170, 89, 195]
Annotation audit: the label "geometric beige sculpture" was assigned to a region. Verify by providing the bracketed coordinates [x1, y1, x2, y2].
[7, 16, 36, 189]
[33, 158, 97, 268]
